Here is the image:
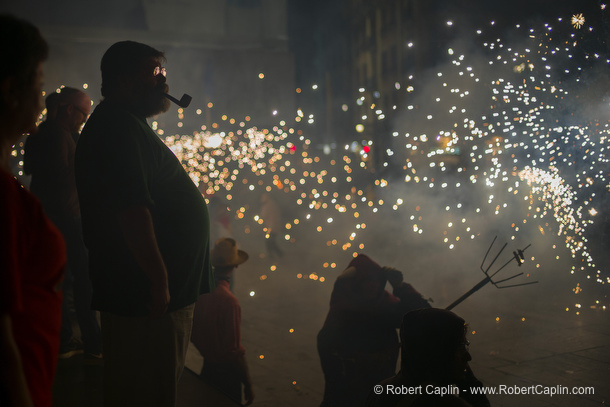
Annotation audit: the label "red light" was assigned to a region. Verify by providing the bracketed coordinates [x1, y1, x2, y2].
[363, 145, 370, 153]
[290, 145, 296, 152]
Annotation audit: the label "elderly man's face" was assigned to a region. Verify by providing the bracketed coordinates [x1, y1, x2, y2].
[132, 57, 170, 117]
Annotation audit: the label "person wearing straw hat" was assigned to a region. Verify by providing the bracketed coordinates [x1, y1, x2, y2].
[191, 238, 254, 406]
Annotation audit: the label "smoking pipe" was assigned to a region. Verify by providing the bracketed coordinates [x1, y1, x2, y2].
[164, 93, 192, 108]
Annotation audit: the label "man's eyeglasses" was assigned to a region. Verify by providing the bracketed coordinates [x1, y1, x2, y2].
[153, 66, 167, 77]
[60, 103, 88, 118]
[73, 105, 89, 117]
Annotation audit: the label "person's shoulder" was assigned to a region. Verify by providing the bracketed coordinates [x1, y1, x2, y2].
[28, 120, 60, 145]
[211, 284, 240, 308]
[0, 168, 24, 193]
[196, 286, 239, 313]
[32, 120, 52, 137]
[87, 101, 141, 125]
[81, 101, 145, 140]
[0, 169, 42, 216]
[217, 283, 239, 301]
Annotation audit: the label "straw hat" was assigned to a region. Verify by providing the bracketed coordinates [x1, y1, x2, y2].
[211, 238, 249, 267]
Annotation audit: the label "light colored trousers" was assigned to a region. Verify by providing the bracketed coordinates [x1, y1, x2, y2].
[101, 304, 195, 407]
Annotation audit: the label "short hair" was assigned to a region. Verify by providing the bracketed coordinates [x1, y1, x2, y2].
[0, 14, 48, 111]
[100, 40, 165, 97]
[44, 91, 61, 120]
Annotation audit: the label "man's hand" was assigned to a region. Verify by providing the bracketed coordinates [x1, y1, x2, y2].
[148, 283, 170, 317]
[244, 384, 255, 406]
[382, 266, 404, 288]
[118, 205, 170, 317]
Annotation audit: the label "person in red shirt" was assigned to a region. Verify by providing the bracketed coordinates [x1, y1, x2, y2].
[191, 238, 254, 406]
[0, 14, 66, 407]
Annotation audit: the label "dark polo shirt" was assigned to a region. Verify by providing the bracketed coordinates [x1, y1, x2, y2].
[75, 100, 213, 316]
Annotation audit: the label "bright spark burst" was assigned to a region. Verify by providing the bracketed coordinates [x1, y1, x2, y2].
[572, 13, 585, 29]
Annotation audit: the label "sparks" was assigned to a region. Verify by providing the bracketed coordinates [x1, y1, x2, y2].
[571, 13, 585, 29]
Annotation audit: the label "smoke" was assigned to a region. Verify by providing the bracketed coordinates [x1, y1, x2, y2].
[5, 2, 608, 403]
[163, 12, 609, 321]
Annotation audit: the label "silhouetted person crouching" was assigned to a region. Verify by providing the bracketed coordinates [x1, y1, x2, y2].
[366, 308, 490, 407]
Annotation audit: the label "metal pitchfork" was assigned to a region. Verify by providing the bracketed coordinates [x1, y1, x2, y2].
[445, 236, 538, 310]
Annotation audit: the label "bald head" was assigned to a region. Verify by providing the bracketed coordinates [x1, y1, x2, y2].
[56, 87, 91, 134]
[59, 87, 91, 113]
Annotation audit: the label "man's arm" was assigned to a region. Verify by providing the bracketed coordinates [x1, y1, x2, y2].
[384, 267, 431, 309]
[382, 267, 431, 328]
[236, 353, 254, 406]
[117, 205, 170, 317]
[224, 298, 254, 405]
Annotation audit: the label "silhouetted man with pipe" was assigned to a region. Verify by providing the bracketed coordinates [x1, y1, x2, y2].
[75, 41, 214, 407]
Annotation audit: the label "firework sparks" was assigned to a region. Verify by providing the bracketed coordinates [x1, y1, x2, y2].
[11, 11, 609, 315]
[572, 13, 585, 29]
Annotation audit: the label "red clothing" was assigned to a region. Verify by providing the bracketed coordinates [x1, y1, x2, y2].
[191, 280, 245, 363]
[0, 168, 65, 407]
